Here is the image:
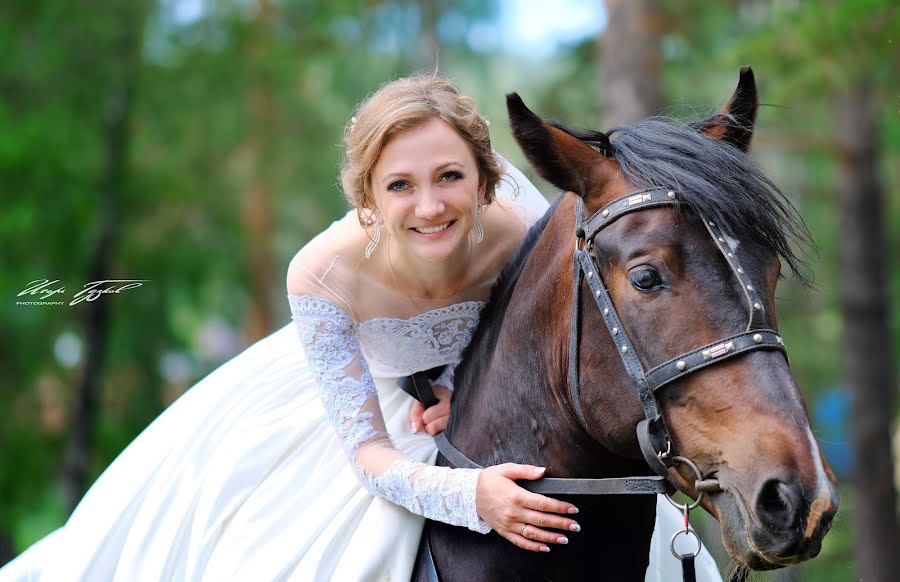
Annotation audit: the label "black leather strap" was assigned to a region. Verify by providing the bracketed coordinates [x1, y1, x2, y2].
[681, 553, 697, 582]
[399, 366, 445, 408]
[434, 433, 672, 495]
[645, 330, 786, 392]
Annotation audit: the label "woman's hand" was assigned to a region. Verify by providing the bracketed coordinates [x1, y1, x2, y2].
[476, 464, 581, 552]
[408, 385, 452, 435]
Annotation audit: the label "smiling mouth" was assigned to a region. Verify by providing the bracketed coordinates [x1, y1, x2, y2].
[412, 221, 453, 234]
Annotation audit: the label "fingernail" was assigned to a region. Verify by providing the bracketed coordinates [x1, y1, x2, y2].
[533, 467, 546, 474]
[410, 422, 417, 433]
[569, 523, 581, 532]
[568, 507, 579, 514]
[540, 546, 550, 553]
[557, 536, 568, 544]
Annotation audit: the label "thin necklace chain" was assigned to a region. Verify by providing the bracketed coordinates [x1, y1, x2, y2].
[386, 238, 471, 313]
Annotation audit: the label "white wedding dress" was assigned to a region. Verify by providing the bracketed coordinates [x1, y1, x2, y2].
[1, 160, 721, 582]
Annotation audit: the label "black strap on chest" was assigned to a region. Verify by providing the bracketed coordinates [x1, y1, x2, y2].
[398, 365, 444, 408]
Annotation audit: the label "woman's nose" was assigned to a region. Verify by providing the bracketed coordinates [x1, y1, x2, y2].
[415, 188, 445, 219]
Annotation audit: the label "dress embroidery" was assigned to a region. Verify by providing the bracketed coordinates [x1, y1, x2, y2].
[289, 294, 490, 533]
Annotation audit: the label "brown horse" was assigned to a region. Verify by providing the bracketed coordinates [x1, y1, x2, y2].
[413, 68, 839, 581]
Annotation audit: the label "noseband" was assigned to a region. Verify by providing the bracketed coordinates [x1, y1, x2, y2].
[568, 186, 787, 485]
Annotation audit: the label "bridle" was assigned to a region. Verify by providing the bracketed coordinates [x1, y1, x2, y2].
[568, 186, 787, 492]
[436, 186, 787, 490]
[424, 186, 789, 577]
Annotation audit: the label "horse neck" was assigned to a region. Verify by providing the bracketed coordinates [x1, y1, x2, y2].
[450, 196, 637, 477]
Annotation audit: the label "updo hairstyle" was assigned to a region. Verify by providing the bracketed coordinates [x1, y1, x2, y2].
[340, 75, 503, 227]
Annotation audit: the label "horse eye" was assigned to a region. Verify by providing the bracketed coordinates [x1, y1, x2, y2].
[629, 268, 663, 292]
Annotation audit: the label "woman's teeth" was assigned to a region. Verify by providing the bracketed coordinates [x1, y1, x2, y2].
[414, 222, 450, 234]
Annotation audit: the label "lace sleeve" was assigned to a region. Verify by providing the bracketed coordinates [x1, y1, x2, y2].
[289, 294, 490, 534]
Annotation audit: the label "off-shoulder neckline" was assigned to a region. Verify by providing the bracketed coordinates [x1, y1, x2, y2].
[286, 293, 486, 326]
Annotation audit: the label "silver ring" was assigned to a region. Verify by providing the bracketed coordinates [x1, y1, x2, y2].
[664, 455, 705, 511]
[670, 527, 702, 559]
[521, 524, 528, 537]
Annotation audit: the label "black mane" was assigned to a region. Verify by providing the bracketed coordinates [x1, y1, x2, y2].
[548, 113, 814, 284]
[447, 196, 563, 435]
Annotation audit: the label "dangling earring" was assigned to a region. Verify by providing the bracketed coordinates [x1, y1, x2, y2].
[365, 220, 381, 259]
[473, 204, 484, 244]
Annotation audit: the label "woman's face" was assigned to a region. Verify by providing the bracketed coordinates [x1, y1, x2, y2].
[370, 117, 484, 264]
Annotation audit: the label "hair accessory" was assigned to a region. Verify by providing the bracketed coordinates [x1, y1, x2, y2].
[350, 116, 357, 127]
[473, 204, 484, 244]
[365, 221, 381, 259]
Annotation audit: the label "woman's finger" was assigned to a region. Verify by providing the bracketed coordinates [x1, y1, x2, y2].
[422, 403, 449, 425]
[424, 415, 449, 436]
[520, 490, 580, 517]
[409, 400, 424, 432]
[518, 508, 580, 533]
[505, 531, 550, 553]
[517, 523, 570, 545]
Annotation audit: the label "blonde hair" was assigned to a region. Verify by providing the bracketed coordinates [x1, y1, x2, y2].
[340, 75, 503, 226]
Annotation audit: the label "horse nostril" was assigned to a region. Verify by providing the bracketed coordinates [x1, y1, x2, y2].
[756, 479, 801, 530]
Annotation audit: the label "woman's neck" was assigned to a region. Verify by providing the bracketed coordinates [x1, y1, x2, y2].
[384, 235, 473, 301]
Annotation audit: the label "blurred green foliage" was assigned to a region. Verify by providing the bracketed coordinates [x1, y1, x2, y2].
[1, 0, 897, 578]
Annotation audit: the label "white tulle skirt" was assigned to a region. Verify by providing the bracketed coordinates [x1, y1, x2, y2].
[1, 323, 720, 582]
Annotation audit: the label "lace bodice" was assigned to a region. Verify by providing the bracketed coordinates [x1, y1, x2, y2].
[289, 294, 490, 533]
[354, 300, 484, 377]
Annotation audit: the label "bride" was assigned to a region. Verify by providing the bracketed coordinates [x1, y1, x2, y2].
[2, 75, 721, 581]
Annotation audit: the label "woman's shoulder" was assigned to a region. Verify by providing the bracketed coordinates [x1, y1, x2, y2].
[286, 210, 369, 313]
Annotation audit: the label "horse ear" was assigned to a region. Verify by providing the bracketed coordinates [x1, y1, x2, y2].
[506, 92, 607, 194]
[699, 66, 758, 152]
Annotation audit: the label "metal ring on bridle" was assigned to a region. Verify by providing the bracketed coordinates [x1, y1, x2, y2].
[670, 527, 702, 559]
[664, 455, 705, 511]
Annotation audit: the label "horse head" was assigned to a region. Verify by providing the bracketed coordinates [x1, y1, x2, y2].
[506, 67, 839, 570]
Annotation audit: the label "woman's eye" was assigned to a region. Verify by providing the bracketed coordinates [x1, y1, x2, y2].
[387, 180, 409, 192]
[629, 268, 664, 292]
[440, 171, 462, 182]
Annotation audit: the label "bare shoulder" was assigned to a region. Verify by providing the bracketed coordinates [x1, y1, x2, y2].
[286, 211, 368, 300]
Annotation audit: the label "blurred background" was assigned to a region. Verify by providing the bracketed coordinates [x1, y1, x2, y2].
[1, 0, 897, 579]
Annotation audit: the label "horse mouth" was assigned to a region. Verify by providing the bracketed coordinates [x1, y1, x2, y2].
[710, 488, 835, 571]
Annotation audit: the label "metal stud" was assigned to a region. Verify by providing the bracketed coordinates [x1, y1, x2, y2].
[753, 302, 762, 310]
[667, 190, 676, 199]
[612, 327, 619, 335]
[602, 209, 610, 218]
[737, 268, 744, 274]
[621, 345, 628, 354]
[747, 284, 754, 291]
[727, 252, 734, 258]
[709, 220, 715, 226]
[718, 237, 725, 242]
[603, 308, 609, 316]
[753, 333, 763, 344]
[587, 271, 593, 279]
[676, 361, 687, 371]
[595, 290, 601, 297]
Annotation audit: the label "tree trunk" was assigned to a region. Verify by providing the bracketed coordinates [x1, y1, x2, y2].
[598, 0, 664, 126]
[836, 81, 900, 582]
[63, 4, 144, 511]
[242, 0, 277, 342]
